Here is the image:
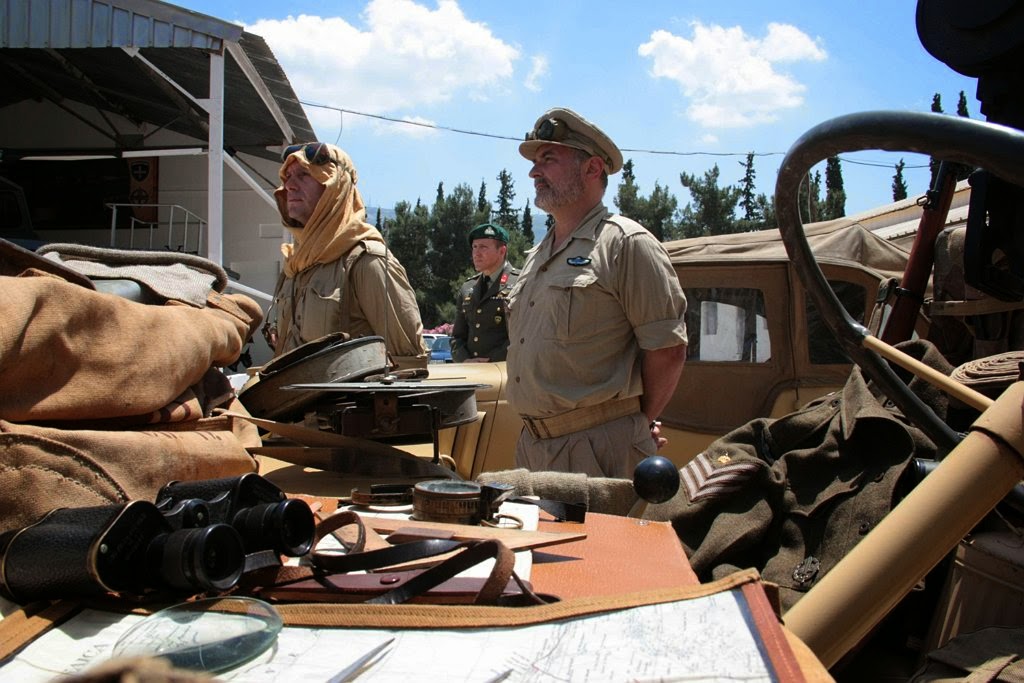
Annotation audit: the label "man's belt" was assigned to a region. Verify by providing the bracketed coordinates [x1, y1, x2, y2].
[521, 396, 641, 440]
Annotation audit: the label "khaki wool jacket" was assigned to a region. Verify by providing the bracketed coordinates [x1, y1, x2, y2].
[272, 240, 427, 369]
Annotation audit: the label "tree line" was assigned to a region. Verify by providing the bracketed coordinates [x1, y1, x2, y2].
[384, 91, 969, 329]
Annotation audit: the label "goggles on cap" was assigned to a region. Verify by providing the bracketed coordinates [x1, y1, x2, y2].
[524, 118, 570, 143]
[281, 141, 337, 166]
[523, 117, 612, 168]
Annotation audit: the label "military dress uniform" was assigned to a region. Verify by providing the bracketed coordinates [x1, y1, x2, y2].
[451, 260, 519, 362]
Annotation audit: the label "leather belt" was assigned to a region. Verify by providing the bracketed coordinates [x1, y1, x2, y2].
[521, 396, 641, 440]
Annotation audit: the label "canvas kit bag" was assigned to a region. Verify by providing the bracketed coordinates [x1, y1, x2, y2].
[0, 239, 263, 535]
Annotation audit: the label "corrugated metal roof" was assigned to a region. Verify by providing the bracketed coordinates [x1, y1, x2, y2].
[1, 0, 240, 50]
[0, 0, 315, 160]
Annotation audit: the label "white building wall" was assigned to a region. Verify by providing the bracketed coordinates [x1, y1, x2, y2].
[0, 98, 287, 364]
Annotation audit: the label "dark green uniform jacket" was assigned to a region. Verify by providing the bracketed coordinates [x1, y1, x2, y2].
[452, 260, 519, 362]
[480, 340, 962, 612]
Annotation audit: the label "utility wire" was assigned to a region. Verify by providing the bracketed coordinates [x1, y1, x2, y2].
[300, 100, 932, 170]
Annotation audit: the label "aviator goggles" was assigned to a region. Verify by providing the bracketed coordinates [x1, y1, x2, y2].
[281, 141, 337, 166]
[523, 117, 612, 168]
[524, 118, 570, 143]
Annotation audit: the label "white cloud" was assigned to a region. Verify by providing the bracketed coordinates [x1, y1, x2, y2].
[524, 55, 549, 92]
[698, 133, 719, 145]
[247, 0, 519, 137]
[638, 21, 826, 129]
[759, 22, 827, 62]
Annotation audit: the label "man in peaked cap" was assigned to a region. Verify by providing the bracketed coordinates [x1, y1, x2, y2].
[505, 107, 689, 479]
[451, 222, 520, 363]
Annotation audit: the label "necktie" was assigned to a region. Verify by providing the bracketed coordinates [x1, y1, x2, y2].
[477, 275, 490, 297]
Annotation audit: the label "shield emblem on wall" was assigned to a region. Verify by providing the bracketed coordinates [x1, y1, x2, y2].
[130, 160, 150, 182]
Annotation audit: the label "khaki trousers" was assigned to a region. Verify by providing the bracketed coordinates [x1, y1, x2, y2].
[514, 412, 654, 479]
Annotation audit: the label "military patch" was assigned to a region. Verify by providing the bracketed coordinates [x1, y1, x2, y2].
[680, 451, 760, 502]
[566, 256, 592, 267]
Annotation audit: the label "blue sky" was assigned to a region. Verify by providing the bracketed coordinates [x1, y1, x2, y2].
[185, 0, 978, 221]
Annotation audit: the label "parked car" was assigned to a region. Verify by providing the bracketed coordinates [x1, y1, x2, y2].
[429, 335, 453, 364]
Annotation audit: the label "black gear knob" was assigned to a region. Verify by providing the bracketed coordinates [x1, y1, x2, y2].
[633, 455, 680, 504]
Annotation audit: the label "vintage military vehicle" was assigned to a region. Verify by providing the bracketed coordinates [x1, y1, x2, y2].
[425, 216, 917, 479]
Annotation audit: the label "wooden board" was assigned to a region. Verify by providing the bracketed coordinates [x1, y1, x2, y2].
[357, 513, 586, 551]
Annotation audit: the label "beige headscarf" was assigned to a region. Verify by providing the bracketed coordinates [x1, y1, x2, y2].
[273, 143, 384, 277]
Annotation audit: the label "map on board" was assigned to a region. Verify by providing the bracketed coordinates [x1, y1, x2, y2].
[1, 586, 781, 682]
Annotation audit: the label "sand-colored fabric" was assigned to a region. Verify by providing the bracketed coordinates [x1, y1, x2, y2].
[0, 275, 261, 422]
[274, 144, 383, 278]
[0, 414, 258, 534]
[0, 266, 262, 535]
[477, 467, 638, 516]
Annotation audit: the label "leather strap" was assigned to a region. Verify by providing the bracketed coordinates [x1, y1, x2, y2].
[509, 497, 587, 523]
[521, 396, 641, 439]
[248, 511, 547, 607]
[366, 539, 518, 606]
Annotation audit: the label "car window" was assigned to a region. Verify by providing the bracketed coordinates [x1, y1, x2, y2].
[806, 280, 866, 364]
[431, 337, 451, 351]
[684, 287, 770, 363]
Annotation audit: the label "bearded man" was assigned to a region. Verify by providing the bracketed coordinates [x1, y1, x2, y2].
[505, 108, 688, 478]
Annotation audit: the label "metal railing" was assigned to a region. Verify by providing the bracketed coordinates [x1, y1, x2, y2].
[105, 203, 206, 253]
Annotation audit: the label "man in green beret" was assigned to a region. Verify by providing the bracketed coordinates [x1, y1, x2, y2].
[451, 223, 520, 362]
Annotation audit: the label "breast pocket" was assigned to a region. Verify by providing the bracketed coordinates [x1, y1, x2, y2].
[548, 271, 598, 341]
[298, 283, 341, 342]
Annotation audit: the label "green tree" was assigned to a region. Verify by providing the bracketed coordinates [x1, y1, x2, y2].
[476, 180, 489, 215]
[615, 159, 641, 220]
[929, 93, 944, 187]
[738, 153, 759, 223]
[677, 164, 740, 237]
[494, 169, 519, 232]
[823, 156, 846, 220]
[521, 203, 534, 247]
[387, 200, 433, 320]
[957, 91, 970, 118]
[756, 193, 775, 229]
[615, 161, 679, 240]
[892, 159, 908, 201]
[797, 170, 823, 224]
[639, 182, 679, 241]
[425, 184, 477, 326]
[375, 207, 382, 231]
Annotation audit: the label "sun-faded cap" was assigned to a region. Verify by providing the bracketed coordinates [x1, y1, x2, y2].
[519, 107, 623, 174]
[468, 222, 509, 244]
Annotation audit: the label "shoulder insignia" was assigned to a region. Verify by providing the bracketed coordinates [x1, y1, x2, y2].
[680, 451, 761, 503]
[566, 256, 592, 267]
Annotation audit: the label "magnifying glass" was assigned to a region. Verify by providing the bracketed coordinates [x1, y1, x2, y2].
[111, 596, 282, 674]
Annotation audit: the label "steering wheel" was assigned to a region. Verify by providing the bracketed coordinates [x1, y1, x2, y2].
[774, 111, 1024, 454]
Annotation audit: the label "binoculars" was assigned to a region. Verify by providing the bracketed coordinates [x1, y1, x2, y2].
[0, 474, 315, 604]
[156, 473, 314, 558]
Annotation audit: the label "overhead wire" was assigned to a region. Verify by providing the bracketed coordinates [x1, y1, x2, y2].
[300, 100, 933, 171]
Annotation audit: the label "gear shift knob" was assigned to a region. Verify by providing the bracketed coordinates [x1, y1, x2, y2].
[633, 455, 680, 504]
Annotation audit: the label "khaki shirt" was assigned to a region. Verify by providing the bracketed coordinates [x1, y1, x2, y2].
[506, 203, 687, 417]
[273, 241, 427, 368]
